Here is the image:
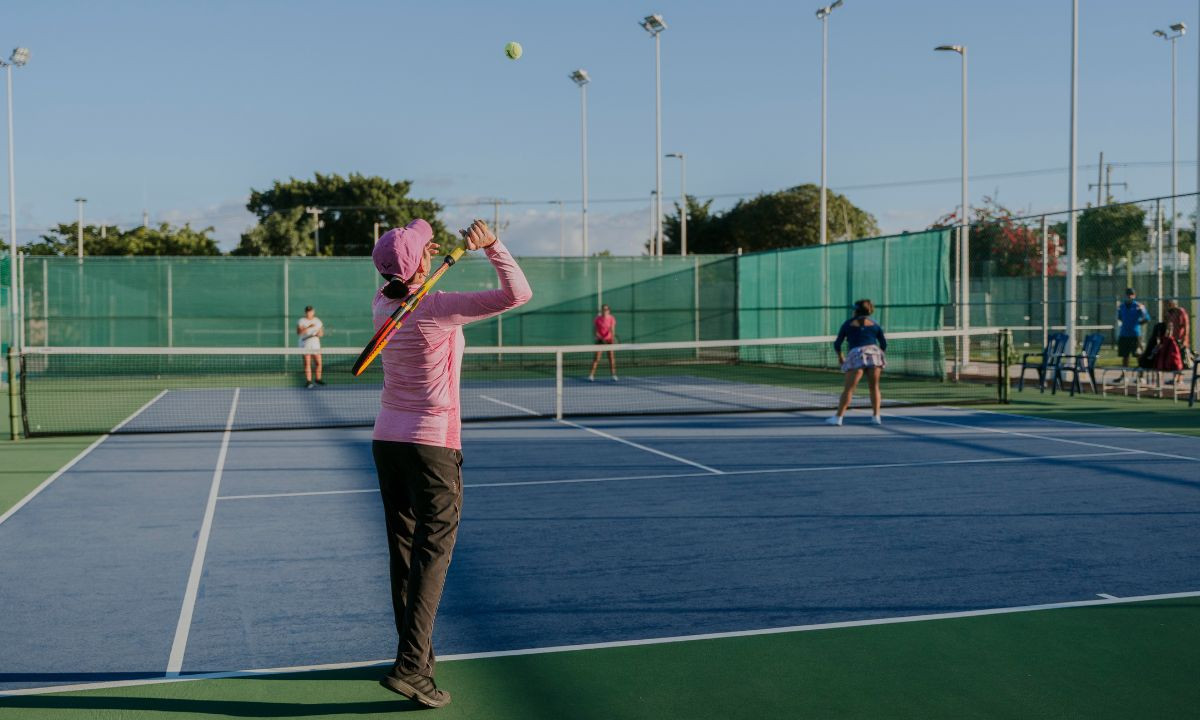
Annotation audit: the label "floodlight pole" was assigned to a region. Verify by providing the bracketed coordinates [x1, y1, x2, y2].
[1158, 25, 1187, 299]
[75, 198, 87, 261]
[816, 2, 843, 246]
[4, 53, 28, 359]
[641, 15, 667, 257]
[667, 152, 686, 255]
[936, 44, 969, 364]
[570, 69, 591, 257]
[1066, 0, 1079, 354]
[1171, 30, 1179, 299]
[655, 31, 662, 257]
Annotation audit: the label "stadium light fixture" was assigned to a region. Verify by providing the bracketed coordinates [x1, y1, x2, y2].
[815, 0, 843, 20]
[640, 14, 666, 35]
[570, 69, 591, 257]
[640, 14, 667, 255]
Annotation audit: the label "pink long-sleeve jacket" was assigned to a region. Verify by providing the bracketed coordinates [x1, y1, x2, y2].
[372, 241, 532, 449]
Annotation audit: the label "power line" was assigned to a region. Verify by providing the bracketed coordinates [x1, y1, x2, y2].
[435, 161, 1200, 209]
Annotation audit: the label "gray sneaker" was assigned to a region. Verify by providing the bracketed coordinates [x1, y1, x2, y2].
[380, 671, 451, 708]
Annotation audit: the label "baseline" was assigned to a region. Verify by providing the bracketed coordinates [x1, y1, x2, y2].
[6, 588, 1197, 697]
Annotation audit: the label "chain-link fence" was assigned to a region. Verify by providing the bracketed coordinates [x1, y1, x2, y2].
[954, 193, 1198, 356]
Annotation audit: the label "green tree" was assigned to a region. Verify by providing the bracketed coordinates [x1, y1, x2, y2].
[661, 196, 721, 254]
[237, 172, 448, 256]
[932, 197, 1062, 277]
[26, 223, 219, 256]
[1075, 203, 1148, 271]
[659, 185, 878, 254]
[721, 184, 878, 251]
[231, 208, 316, 256]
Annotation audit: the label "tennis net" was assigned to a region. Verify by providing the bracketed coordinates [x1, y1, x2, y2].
[17, 329, 1009, 437]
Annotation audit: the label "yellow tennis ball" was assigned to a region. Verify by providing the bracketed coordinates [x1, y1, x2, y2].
[505, 41, 523, 60]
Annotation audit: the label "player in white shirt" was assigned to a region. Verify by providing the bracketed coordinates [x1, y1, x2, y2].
[296, 305, 325, 388]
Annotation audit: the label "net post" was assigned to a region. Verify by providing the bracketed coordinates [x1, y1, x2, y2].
[999, 329, 1012, 404]
[555, 350, 563, 419]
[7, 346, 20, 441]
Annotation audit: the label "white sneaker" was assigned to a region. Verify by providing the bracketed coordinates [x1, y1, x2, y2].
[871, 415, 883, 425]
[824, 415, 843, 426]
[611, 375, 619, 382]
[587, 375, 594, 382]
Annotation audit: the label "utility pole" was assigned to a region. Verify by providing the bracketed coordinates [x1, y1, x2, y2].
[305, 207, 323, 255]
[1103, 165, 1126, 204]
[1087, 151, 1104, 206]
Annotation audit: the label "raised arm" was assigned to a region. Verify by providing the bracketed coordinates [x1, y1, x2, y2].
[427, 238, 532, 328]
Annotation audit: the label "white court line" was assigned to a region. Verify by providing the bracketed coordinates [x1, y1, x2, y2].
[0, 389, 168, 528]
[965, 406, 1200, 444]
[219, 488, 377, 501]
[478, 394, 542, 416]
[5, 588, 1198, 697]
[478, 394, 723, 474]
[1097, 593, 1119, 599]
[893, 412, 1200, 463]
[166, 388, 240, 677]
[211, 450, 1135, 500]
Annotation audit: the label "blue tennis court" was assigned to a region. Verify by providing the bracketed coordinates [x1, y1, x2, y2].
[1, 405, 1198, 694]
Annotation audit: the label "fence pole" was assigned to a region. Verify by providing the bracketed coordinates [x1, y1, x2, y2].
[554, 351, 563, 420]
[41, 257, 48, 346]
[166, 263, 174, 347]
[1041, 216, 1049, 349]
[774, 250, 782, 338]
[693, 254, 701, 357]
[283, 258, 290, 348]
[1156, 199, 1164, 319]
[17, 251, 25, 351]
[7, 346, 19, 440]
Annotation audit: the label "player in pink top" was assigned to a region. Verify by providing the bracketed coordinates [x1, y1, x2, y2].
[588, 304, 618, 381]
[370, 218, 530, 708]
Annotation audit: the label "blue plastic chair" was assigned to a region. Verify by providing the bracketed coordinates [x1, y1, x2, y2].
[1058, 333, 1104, 396]
[1017, 332, 1069, 393]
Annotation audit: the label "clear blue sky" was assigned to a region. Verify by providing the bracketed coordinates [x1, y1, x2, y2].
[5, 0, 1200, 255]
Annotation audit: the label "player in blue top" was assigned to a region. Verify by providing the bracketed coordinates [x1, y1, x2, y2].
[826, 299, 887, 426]
[1115, 288, 1150, 381]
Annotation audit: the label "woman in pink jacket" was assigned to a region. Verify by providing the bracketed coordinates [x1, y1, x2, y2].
[370, 218, 531, 708]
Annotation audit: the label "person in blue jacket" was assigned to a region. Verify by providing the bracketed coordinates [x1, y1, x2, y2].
[827, 299, 887, 426]
[1115, 288, 1150, 381]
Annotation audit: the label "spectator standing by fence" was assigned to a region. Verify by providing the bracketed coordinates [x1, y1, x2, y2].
[1165, 299, 1191, 366]
[1115, 288, 1149, 381]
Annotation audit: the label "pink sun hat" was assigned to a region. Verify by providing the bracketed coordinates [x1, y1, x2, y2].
[372, 219, 433, 280]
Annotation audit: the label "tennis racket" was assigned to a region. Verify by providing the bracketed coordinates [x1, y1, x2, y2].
[352, 247, 466, 376]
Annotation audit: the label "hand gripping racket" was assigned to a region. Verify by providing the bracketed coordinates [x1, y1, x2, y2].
[352, 247, 466, 376]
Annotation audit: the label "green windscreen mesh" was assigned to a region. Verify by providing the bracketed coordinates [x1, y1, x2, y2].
[737, 229, 951, 338]
[16, 254, 738, 349]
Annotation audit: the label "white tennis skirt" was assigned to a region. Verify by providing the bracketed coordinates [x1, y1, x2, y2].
[841, 345, 886, 373]
[299, 337, 321, 352]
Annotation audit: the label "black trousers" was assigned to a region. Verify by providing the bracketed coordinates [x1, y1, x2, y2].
[372, 440, 463, 678]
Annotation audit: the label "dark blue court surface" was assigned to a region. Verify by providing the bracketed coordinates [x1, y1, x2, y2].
[2, 407, 1198, 693]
